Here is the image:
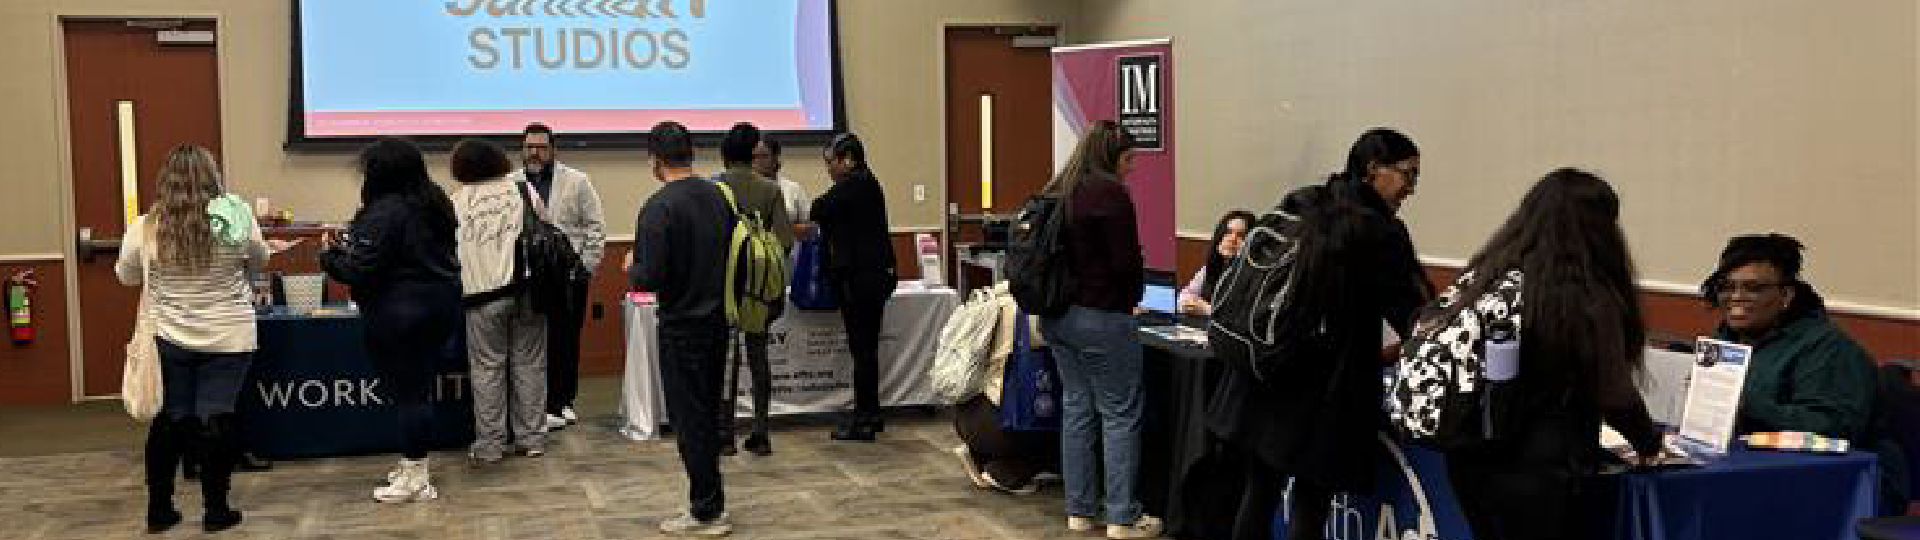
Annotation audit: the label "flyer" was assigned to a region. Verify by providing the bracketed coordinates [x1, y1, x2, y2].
[1676, 337, 1753, 459]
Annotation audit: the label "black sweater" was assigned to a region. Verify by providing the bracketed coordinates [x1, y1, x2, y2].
[320, 195, 461, 305]
[809, 169, 896, 278]
[630, 177, 734, 327]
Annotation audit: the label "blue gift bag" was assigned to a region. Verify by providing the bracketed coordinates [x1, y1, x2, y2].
[999, 313, 1060, 432]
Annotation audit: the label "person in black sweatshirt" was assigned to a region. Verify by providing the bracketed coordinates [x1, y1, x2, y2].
[1440, 169, 1663, 540]
[809, 133, 898, 442]
[630, 121, 737, 537]
[320, 137, 463, 503]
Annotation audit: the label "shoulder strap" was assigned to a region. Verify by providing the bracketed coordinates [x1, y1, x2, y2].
[714, 180, 741, 216]
[516, 181, 554, 225]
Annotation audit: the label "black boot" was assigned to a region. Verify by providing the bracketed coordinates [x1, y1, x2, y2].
[830, 416, 875, 442]
[144, 417, 184, 534]
[235, 452, 273, 472]
[198, 415, 243, 533]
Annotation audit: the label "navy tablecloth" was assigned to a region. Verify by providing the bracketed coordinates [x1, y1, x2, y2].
[237, 313, 474, 459]
[1616, 445, 1880, 540]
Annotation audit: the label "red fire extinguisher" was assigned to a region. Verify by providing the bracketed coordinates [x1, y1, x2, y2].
[7, 269, 35, 346]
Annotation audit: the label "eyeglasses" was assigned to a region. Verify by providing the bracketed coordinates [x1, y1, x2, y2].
[1717, 280, 1788, 298]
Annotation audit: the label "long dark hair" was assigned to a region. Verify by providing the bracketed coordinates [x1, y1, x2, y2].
[1700, 234, 1826, 322]
[1202, 210, 1256, 300]
[1447, 168, 1646, 381]
[358, 137, 456, 233]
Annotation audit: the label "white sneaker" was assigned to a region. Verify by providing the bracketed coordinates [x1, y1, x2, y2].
[659, 512, 732, 536]
[373, 459, 438, 503]
[561, 406, 579, 423]
[982, 472, 1037, 495]
[545, 414, 569, 431]
[1067, 516, 1099, 532]
[1105, 515, 1163, 539]
[951, 445, 988, 488]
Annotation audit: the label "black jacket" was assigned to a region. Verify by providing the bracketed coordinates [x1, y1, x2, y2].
[809, 168, 896, 279]
[629, 177, 735, 327]
[320, 196, 461, 307]
[1206, 177, 1431, 491]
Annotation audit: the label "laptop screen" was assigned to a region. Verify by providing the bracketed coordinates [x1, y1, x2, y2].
[1140, 284, 1178, 314]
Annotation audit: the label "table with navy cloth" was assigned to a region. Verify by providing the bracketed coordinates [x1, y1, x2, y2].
[237, 311, 475, 459]
[1137, 326, 1881, 540]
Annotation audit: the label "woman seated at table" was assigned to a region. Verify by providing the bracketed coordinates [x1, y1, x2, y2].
[1698, 233, 1876, 441]
[1177, 210, 1254, 317]
[1437, 169, 1663, 540]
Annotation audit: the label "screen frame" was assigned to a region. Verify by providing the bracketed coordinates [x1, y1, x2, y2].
[284, 0, 847, 152]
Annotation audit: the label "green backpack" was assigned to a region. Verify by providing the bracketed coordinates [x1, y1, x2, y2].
[714, 182, 788, 333]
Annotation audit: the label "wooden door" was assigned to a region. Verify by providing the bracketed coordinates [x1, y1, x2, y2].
[944, 26, 1054, 290]
[64, 19, 222, 397]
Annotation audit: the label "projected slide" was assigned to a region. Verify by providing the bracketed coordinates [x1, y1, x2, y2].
[296, 0, 838, 137]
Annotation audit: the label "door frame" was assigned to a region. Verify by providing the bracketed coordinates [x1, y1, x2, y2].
[935, 20, 1062, 285]
[50, 10, 229, 401]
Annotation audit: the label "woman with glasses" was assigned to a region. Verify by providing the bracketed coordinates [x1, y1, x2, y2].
[1699, 233, 1875, 441]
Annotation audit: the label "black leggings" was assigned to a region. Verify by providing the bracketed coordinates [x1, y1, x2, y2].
[365, 284, 460, 460]
[953, 395, 1057, 487]
[1444, 414, 1600, 540]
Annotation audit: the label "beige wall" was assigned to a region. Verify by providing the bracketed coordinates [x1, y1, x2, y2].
[1078, 0, 1919, 311]
[0, 0, 1077, 255]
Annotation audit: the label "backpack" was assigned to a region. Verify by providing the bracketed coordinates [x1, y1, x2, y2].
[1005, 193, 1072, 318]
[1204, 190, 1346, 381]
[714, 182, 788, 334]
[513, 182, 587, 315]
[1387, 269, 1525, 450]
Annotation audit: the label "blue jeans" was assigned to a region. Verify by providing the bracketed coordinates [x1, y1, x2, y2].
[1042, 306, 1144, 524]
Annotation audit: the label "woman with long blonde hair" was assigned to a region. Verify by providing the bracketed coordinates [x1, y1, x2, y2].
[116, 145, 271, 534]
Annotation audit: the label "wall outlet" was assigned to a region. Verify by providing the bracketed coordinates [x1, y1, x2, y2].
[914, 184, 927, 202]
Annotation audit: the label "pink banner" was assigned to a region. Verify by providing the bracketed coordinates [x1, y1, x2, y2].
[1052, 41, 1175, 272]
[305, 108, 810, 137]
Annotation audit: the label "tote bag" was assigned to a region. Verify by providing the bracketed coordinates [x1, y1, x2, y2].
[998, 313, 1060, 432]
[122, 221, 162, 421]
[789, 236, 839, 310]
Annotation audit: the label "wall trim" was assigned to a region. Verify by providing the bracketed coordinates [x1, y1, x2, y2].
[1418, 256, 1920, 322]
[1052, 37, 1173, 53]
[0, 253, 65, 263]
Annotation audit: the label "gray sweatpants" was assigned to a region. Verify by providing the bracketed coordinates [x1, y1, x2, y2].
[466, 295, 548, 459]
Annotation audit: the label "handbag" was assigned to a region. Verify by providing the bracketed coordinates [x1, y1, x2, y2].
[997, 312, 1060, 432]
[122, 221, 162, 421]
[789, 235, 839, 310]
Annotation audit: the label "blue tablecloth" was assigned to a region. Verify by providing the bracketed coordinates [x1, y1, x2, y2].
[1617, 444, 1880, 540]
[1268, 438, 1879, 540]
[236, 313, 474, 459]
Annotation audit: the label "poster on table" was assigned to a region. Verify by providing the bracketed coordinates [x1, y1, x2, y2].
[1051, 39, 1175, 272]
[1676, 337, 1753, 459]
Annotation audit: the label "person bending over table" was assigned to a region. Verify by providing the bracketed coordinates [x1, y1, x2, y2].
[810, 132, 897, 442]
[1437, 169, 1665, 540]
[1698, 234, 1876, 441]
[1177, 210, 1254, 317]
[321, 137, 462, 503]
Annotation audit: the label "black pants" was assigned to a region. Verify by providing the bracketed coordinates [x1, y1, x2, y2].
[546, 277, 589, 415]
[149, 340, 250, 514]
[1444, 414, 1601, 540]
[1284, 477, 1335, 540]
[660, 323, 729, 521]
[735, 332, 773, 437]
[953, 395, 1057, 488]
[836, 271, 894, 420]
[366, 284, 460, 460]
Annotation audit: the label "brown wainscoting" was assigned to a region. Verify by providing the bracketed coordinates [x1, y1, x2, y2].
[578, 231, 938, 377]
[1175, 237, 1920, 361]
[0, 260, 73, 404]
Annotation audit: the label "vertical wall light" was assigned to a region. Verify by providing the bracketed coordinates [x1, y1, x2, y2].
[978, 93, 994, 210]
[115, 100, 139, 227]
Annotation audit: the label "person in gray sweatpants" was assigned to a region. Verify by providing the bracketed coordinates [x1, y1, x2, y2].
[449, 138, 550, 463]
[466, 295, 548, 460]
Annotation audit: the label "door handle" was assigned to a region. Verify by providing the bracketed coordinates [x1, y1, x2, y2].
[77, 227, 121, 263]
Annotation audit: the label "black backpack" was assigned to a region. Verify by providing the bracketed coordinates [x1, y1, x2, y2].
[1005, 193, 1073, 318]
[1204, 186, 1346, 381]
[513, 182, 587, 315]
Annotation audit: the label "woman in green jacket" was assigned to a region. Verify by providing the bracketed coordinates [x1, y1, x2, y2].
[1700, 234, 1876, 441]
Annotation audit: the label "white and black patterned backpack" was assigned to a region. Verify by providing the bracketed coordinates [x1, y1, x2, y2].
[1387, 269, 1524, 450]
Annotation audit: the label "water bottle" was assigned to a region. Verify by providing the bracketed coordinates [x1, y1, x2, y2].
[1483, 321, 1520, 382]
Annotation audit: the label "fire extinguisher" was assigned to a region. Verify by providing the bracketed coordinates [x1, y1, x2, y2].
[7, 269, 35, 346]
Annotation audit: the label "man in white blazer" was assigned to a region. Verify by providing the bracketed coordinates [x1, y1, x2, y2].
[518, 123, 606, 430]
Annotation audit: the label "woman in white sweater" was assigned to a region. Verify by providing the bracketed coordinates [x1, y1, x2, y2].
[449, 139, 549, 463]
[116, 145, 271, 534]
